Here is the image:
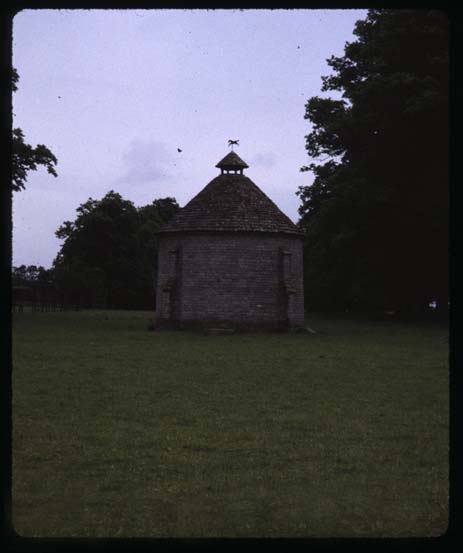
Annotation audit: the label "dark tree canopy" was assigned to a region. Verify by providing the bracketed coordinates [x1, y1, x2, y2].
[12, 264, 54, 286]
[11, 68, 58, 192]
[297, 9, 448, 313]
[53, 191, 179, 309]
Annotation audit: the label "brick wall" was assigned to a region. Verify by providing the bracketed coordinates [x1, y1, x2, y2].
[155, 232, 304, 329]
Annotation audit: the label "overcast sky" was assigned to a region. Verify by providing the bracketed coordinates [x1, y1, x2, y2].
[12, 8, 367, 268]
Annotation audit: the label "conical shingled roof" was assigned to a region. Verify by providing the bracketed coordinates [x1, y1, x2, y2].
[215, 151, 249, 169]
[158, 155, 303, 236]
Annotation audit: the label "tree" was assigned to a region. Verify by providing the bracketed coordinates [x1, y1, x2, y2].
[53, 191, 179, 309]
[297, 9, 448, 313]
[12, 264, 54, 285]
[12, 264, 58, 309]
[11, 68, 58, 192]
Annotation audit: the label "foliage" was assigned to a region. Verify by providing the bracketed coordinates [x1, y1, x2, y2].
[52, 191, 179, 309]
[12, 265, 60, 308]
[11, 68, 58, 192]
[12, 264, 54, 286]
[297, 10, 448, 313]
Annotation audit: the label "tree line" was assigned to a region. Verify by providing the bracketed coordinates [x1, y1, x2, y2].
[12, 9, 448, 315]
[297, 9, 448, 315]
[13, 194, 179, 310]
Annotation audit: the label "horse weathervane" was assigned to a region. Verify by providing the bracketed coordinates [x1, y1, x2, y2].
[228, 139, 239, 151]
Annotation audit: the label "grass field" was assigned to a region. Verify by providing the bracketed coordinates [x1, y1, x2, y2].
[12, 310, 448, 537]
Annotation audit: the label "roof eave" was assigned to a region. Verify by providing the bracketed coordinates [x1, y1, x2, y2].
[156, 227, 305, 237]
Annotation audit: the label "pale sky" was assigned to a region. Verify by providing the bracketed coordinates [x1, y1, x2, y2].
[12, 8, 367, 268]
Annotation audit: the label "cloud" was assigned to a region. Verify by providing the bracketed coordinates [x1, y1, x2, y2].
[249, 151, 277, 168]
[116, 138, 176, 186]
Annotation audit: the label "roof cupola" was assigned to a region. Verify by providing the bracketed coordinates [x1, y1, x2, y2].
[215, 151, 249, 175]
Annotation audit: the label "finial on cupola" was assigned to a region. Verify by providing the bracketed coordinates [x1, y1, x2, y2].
[228, 139, 239, 151]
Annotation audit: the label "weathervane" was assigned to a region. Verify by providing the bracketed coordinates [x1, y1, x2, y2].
[228, 139, 239, 151]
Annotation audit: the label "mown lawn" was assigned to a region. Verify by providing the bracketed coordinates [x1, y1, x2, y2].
[12, 310, 448, 537]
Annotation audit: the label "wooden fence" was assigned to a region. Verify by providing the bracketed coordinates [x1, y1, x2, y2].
[12, 285, 81, 313]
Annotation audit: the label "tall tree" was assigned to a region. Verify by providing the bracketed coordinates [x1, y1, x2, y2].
[53, 191, 179, 309]
[11, 68, 58, 192]
[298, 9, 448, 313]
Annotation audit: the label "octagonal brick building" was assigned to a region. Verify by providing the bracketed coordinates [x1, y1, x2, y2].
[154, 151, 304, 330]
